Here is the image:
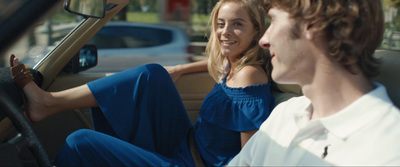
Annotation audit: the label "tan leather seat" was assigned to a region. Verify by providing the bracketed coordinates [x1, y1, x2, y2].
[271, 84, 301, 105]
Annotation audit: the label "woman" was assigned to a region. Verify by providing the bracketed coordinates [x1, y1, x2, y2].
[10, 0, 274, 166]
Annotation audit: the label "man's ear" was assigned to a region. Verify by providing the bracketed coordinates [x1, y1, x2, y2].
[305, 23, 315, 40]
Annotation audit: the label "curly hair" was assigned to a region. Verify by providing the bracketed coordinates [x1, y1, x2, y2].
[263, 0, 384, 78]
[206, 0, 269, 83]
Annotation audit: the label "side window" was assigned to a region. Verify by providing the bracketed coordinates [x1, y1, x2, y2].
[87, 26, 173, 49]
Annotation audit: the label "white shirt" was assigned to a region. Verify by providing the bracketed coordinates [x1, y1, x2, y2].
[228, 83, 400, 166]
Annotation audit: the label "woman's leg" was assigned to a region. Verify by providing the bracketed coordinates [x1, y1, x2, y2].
[12, 57, 98, 122]
[55, 64, 193, 165]
[15, 54, 192, 160]
[87, 64, 192, 157]
[55, 129, 186, 167]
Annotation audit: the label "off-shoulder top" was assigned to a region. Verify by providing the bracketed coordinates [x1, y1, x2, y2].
[193, 77, 275, 166]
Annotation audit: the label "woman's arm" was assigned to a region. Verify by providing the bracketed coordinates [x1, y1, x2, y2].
[240, 130, 258, 148]
[234, 65, 269, 147]
[164, 60, 208, 82]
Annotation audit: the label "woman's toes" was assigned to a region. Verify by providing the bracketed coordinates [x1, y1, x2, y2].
[13, 57, 20, 66]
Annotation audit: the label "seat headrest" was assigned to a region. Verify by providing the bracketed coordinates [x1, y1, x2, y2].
[273, 49, 400, 108]
[372, 50, 400, 108]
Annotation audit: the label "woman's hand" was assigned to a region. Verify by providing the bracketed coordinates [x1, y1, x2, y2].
[164, 65, 183, 82]
[164, 60, 208, 83]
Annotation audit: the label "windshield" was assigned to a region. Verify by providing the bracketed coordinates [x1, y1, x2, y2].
[1, 2, 80, 67]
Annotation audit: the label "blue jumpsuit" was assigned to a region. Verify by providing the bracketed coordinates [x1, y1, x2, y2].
[55, 64, 274, 166]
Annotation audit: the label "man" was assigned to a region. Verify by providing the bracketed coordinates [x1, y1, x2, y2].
[228, 0, 400, 166]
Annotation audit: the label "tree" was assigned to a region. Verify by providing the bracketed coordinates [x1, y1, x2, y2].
[195, 0, 217, 14]
[116, 7, 127, 21]
[391, 0, 400, 7]
[384, 0, 400, 30]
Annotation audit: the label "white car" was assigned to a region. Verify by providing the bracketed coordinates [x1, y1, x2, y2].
[85, 22, 193, 72]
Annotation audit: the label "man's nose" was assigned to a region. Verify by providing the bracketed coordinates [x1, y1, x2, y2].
[259, 30, 270, 49]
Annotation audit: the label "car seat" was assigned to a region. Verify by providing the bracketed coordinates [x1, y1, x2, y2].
[272, 49, 400, 108]
[372, 50, 400, 108]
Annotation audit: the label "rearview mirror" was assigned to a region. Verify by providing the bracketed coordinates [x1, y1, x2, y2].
[64, 0, 106, 18]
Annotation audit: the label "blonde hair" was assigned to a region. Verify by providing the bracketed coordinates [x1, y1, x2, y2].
[206, 0, 269, 83]
[263, 0, 384, 78]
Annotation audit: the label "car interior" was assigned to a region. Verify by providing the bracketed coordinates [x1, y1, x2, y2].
[0, 0, 399, 166]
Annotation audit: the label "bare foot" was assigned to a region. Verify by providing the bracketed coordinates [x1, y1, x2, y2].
[12, 57, 55, 122]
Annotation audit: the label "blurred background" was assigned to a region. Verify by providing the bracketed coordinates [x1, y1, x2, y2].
[1, 0, 400, 68]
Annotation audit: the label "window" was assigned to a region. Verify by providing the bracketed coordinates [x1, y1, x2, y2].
[87, 26, 173, 49]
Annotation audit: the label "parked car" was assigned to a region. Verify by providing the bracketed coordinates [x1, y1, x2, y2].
[0, 0, 399, 166]
[17, 22, 192, 72]
[86, 22, 193, 72]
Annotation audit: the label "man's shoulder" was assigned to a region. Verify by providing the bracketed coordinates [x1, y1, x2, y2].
[258, 96, 310, 130]
[261, 95, 310, 124]
[274, 95, 310, 112]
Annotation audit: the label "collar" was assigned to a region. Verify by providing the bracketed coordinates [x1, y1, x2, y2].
[318, 83, 394, 140]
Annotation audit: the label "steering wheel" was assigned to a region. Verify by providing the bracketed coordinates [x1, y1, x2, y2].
[0, 67, 52, 167]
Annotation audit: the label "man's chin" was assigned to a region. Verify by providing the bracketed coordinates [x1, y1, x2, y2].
[272, 74, 296, 85]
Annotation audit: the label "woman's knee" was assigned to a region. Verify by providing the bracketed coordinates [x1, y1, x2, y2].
[142, 63, 171, 82]
[65, 129, 96, 147]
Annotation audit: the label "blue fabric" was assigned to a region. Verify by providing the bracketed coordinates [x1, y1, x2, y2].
[55, 129, 190, 166]
[55, 64, 194, 166]
[54, 63, 275, 167]
[195, 78, 275, 166]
